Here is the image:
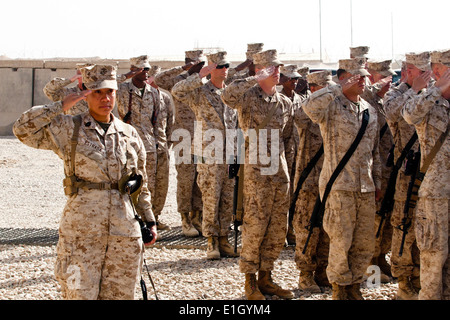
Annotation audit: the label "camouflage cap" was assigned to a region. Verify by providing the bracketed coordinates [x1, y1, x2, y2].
[148, 65, 161, 77]
[76, 63, 94, 70]
[185, 50, 207, 63]
[246, 43, 264, 60]
[297, 65, 310, 78]
[253, 49, 284, 68]
[130, 55, 151, 69]
[339, 58, 370, 76]
[350, 46, 370, 58]
[280, 64, 301, 78]
[80, 64, 118, 90]
[367, 59, 396, 77]
[405, 51, 431, 71]
[431, 49, 450, 67]
[307, 70, 335, 87]
[207, 51, 230, 66]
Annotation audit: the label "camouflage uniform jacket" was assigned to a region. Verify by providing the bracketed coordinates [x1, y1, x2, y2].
[221, 76, 295, 180]
[383, 82, 420, 200]
[43, 77, 88, 116]
[293, 102, 323, 193]
[171, 73, 237, 162]
[13, 101, 155, 237]
[362, 84, 394, 191]
[154, 66, 196, 150]
[402, 85, 450, 199]
[302, 84, 382, 198]
[154, 88, 175, 152]
[117, 81, 159, 154]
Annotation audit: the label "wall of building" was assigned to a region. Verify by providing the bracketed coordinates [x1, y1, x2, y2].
[0, 58, 332, 135]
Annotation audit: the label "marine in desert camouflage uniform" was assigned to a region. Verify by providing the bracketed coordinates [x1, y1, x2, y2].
[383, 52, 434, 300]
[222, 49, 295, 300]
[279, 64, 301, 246]
[171, 51, 238, 260]
[302, 58, 382, 300]
[362, 59, 396, 283]
[13, 64, 156, 300]
[402, 49, 450, 300]
[154, 50, 205, 237]
[116, 55, 167, 230]
[292, 70, 334, 293]
[146, 65, 175, 230]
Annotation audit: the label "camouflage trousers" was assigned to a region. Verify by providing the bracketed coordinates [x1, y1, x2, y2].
[196, 163, 233, 237]
[145, 151, 157, 201]
[55, 235, 144, 300]
[323, 191, 375, 286]
[239, 169, 290, 274]
[152, 150, 170, 217]
[415, 198, 449, 300]
[293, 189, 329, 272]
[175, 156, 203, 214]
[390, 200, 420, 278]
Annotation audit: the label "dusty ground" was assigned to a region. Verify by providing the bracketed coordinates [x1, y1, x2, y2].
[0, 136, 398, 300]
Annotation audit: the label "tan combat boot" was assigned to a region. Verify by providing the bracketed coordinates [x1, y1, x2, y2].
[218, 236, 240, 257]
[314, 266, 331, 287]
[298, 271, 321, 293]
[257, 270, 294, 299]
[181, 212, 199, 237]
[156, 216, 170, 231]
[245, 274, 265, 300]
[346, 283, 364, 300]
[397, 276, 418, 300]
[190, 210, 203, 235]
[206, 236, 220, 260]
[331, 283, 347, 300]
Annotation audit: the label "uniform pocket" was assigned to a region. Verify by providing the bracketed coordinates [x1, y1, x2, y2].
[414, 206, 438, 251]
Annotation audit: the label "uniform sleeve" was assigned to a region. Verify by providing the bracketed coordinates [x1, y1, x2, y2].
[116, 83, 129, 120]
[302, 84, 341, 124]
[283, 102, 296, 178]
[383, 83, 411, 123]
[221, 76, 258, 110]
[170, 73, 203, 108]
[164, 93, 175, 148]
[13, 101, 68, 155]
[402, 86, 442, 126]
[132, 130, 155, 223]
[43, 78, 72, 102]
[371, 111, 382, 190]
[154, 66, 185, 91]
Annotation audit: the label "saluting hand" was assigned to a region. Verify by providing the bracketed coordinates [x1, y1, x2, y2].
[412, 70, 432, 93]
[255, 66, 275, 82]
[339, 74, 361, 91]
[435, 68, 450, 96]
[62, 90, 91, 112]
[199, 63, 217, 78]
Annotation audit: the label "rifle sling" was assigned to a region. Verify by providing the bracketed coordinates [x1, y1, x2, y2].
[289, 143, 324, 214]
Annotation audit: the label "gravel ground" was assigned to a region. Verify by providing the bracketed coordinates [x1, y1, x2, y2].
[0, 136, 399, 300]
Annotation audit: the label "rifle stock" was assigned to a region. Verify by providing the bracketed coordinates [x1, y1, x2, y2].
[302, 195, 323, 254]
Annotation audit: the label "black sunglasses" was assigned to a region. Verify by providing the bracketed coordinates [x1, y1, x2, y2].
[143, 67, 150, 71]
[216, 64, 230, 69]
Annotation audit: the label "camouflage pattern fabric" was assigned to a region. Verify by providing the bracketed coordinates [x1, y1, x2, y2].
[43, 77, 89, 115]
[222, 76, 295, 274]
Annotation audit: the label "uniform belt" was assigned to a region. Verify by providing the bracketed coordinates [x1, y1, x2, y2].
[78, 182, 119, 191]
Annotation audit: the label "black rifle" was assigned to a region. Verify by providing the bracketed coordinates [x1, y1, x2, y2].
[397, 149, 420, 257]
[376, 132, 418, 238]
[229, 158, 242, 254]
[303, 109, 370, 254]
[288, 144, 324, 225]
